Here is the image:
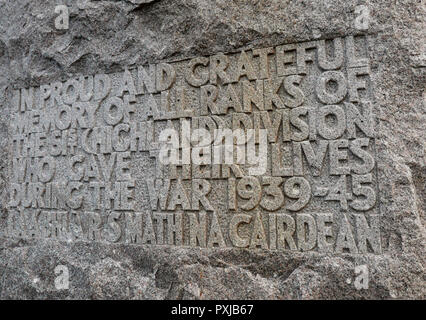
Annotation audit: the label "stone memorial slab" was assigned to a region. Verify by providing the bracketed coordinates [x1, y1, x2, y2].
[0, 0, 424, 299]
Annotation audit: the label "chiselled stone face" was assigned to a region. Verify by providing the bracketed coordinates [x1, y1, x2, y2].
[0, 0, 424, 300]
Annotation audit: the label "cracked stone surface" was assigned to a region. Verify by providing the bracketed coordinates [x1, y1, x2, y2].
[0, 0, 424, 299]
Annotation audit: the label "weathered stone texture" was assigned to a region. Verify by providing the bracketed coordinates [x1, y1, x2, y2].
[0, 0, 424, 299]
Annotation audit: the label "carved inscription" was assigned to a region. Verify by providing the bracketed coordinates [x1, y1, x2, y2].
[5, 35, 382, 253]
